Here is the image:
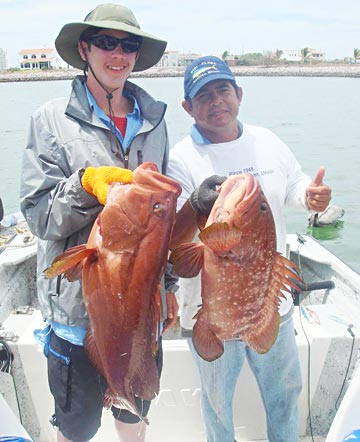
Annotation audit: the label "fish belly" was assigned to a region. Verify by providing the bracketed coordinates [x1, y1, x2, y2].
[82, 255, 160, 416]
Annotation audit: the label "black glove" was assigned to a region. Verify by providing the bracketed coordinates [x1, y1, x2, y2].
[190, 175, 227, 216]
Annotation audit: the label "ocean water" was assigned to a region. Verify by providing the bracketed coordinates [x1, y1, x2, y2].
[0, 76, 359, 272]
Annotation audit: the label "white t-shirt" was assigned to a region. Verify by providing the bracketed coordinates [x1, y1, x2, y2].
[167, 123, 312, 329]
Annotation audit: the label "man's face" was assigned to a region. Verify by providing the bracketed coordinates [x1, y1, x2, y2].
[79, 29, 138, 91]
[183, 80, 242, 141]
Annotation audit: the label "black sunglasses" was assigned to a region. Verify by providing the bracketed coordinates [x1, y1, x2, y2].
[87, 34, 142, 53]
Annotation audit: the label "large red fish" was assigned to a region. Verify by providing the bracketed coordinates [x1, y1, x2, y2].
[44, 162, 181, 418]
[170, 173, 302, 361]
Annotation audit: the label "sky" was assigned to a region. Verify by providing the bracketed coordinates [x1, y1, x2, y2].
[1, 0, 360, 67]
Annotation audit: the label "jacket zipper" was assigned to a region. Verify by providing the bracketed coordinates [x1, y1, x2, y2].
[124, 151, 129, 168]
[110, 102, 167, 169]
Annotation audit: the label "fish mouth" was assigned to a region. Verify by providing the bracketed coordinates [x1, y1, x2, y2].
[209, 174, 259, 223]
[235, 174, 259, 203]
[134, 164, 182, 196]
[229, 175, 259, 214]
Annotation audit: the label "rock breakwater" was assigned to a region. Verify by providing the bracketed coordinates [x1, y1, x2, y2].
[1, 64, 360, 83]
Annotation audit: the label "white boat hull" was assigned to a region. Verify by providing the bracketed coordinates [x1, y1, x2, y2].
[1, 233, 360, 442]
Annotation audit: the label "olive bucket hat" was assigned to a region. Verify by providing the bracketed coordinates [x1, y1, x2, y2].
[55, 3, 167, 72]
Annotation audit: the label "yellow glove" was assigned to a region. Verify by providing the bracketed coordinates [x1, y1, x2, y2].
[81, 166, 133, 205]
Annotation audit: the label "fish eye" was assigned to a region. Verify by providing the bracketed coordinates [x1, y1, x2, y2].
[260, 202, 268, 213]
[153, 202, 165, 216]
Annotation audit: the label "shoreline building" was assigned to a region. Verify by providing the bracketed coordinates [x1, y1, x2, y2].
[18, 48, 66, 70]
[157, 51, 203, 68]
[306, 48, 325, 60]
[280, 50, 303, 62]
[280, 48, 325, 62]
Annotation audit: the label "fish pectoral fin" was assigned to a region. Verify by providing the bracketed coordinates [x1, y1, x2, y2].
[169, 243, 204, 277]
[64, 262, 83, 282]
[199, 222, 241, 254]
[43, 244, 97, 280]
[192, 313, 224, 362]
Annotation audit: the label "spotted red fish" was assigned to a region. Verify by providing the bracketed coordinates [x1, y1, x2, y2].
[44, 162, 181, 418]
[170, 173, 302, 361]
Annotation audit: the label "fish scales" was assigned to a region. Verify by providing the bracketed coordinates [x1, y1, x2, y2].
[170, 173, 302, 361]
[44, 162, 181, 419]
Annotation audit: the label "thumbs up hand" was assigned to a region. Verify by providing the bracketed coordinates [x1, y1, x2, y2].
[306, 166, 332, 212]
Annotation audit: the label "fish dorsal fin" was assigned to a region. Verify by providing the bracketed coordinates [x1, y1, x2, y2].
[272, 253, 303, 294]
[43, 245, 96, 280]
[242, 253, 303, 354]
[199, 222, 241, 254]
[169, 243, 204, 277]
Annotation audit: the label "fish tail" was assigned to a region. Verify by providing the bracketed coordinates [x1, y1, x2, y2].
[105, 391, 149, 423]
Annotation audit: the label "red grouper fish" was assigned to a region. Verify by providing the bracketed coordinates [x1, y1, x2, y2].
[170, 173, 303, 362]
[44, 162, 181, 419]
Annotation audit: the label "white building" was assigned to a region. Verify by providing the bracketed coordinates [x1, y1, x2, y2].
[18, 48, 66, 70]
[157, 51, 203, 68]
[159, 50, 179, 67]
[307, 48, 325, 60]
[280, 48, 326, 62]
[0, 48, 7, 70]
[280, 49, 302, 62]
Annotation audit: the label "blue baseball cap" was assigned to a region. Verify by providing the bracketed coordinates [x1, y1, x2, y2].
[184, 56, 237, 100]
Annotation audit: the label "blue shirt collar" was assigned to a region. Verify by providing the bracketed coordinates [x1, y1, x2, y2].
[190, 121, 243, 144]
[84, 83, 141, 120]
[84, 83, 142, 149]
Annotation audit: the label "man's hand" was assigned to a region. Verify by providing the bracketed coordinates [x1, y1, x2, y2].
[81, 166, 133, 205]
[163, 292, 179, 333]
[306, 166, 332, 212]
[190, 175, 227, 216]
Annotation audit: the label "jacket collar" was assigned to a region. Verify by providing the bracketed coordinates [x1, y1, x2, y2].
[65, 75, 167, 131]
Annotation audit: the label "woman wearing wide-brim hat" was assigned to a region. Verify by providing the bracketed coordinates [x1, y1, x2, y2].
[19, 4, 179, 442]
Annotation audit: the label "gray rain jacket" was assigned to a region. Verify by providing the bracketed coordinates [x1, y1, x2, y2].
[20, 75, 176, 328]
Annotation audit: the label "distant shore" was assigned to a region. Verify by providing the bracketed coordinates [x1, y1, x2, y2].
[1, 64, 360, 82]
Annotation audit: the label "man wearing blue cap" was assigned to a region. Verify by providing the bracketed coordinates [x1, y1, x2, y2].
[168, 56, 332, 442]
